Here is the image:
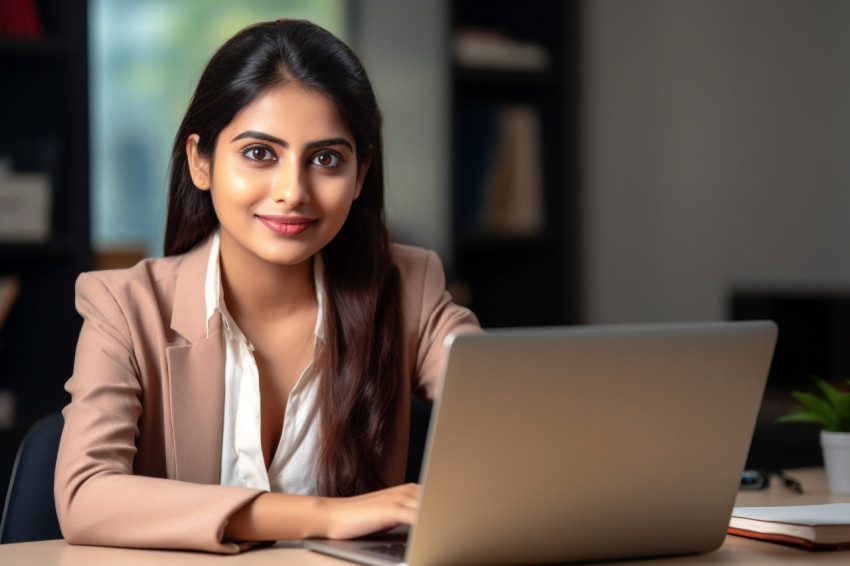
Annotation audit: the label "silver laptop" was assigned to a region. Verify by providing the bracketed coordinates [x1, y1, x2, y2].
[304, 320, 777, 565]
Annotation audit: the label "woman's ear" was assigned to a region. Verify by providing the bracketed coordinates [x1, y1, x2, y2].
[354, 154, 372, 200]
[186, 134, 211, 191]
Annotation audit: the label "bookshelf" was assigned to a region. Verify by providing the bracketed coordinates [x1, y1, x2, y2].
[449, 0, 579, 328]
[0, 0, 91, 506]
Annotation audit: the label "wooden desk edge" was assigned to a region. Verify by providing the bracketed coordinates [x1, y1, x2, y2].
[1, 468, 848, 565]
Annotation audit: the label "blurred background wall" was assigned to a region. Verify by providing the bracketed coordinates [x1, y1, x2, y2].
[354, 0, 451, 259]
[582, 0, 850, 324]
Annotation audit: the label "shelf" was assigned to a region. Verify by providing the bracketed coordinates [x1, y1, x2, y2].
[0, 0, 89, 516]
[449, 0, 578, 327]
[0, 37, 72, 59]
[453, 65, 558, 88]
[455, 232, 558, 252]
[0, 241, 78, 263]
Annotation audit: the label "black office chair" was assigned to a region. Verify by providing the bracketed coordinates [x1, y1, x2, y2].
[0, 412, 64, 544]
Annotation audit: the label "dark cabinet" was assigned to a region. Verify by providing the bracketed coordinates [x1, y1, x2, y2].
[0, 0, 91, 506]
[449, 0, 579, 327]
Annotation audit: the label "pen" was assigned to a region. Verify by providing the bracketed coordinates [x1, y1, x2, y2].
[774, 470, 804, 494]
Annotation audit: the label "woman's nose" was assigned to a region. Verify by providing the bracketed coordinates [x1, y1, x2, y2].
[271, 159, 309, 207]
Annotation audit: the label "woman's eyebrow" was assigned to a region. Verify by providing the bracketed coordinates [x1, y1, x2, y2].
[231, 130, 285, 145]
[306, 137, 353, 151]
[231, 130, 353, 151]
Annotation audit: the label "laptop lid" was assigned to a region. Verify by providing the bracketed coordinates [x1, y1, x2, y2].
[306, 320, 777, 565]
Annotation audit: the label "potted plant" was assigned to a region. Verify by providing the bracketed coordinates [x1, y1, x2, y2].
[776, 376, 850, 494]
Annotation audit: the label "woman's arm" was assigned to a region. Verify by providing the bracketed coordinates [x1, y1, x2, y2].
[408, 248, 484, 400]
[224, 483, 420, 541]
[56, 272, 264, 553]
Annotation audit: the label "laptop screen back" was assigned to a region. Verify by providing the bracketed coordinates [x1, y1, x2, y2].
[406, 321, 776, 565]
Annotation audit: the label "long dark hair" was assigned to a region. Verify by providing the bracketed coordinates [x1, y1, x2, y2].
[164, 19, 403, 497]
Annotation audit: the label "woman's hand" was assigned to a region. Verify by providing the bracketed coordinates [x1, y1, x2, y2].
[224, 483, 421, 543]
[321, 483, 421, 540]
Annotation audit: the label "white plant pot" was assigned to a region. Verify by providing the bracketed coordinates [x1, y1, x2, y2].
[820, 430, 850, 494]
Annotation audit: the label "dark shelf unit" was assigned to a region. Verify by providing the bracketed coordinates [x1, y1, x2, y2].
[449, 0, 580, 328]
[0, 37, 73, 58]
[1, 0, 91, 508]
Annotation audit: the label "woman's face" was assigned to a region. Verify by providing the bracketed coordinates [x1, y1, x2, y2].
[187, 83, 366, 268]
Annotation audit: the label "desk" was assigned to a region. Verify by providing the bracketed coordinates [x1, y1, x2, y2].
[1, 468, 848, 565]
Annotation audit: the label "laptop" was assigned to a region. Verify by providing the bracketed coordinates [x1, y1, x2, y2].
[304, 320, 777, 565]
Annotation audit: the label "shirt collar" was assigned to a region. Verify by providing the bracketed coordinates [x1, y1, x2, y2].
[203, 229, 326, 341]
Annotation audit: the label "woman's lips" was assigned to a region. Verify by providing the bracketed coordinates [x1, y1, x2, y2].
[256, 215, 316, 236]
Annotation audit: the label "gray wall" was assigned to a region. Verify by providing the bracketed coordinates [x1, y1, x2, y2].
[582, 0, 850, 323]
[353, 0, 451, 259]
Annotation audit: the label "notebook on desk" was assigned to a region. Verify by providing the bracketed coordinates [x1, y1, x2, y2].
[304, 320, 777, 566]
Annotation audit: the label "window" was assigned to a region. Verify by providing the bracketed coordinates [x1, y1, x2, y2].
[89, 0, 348, 257]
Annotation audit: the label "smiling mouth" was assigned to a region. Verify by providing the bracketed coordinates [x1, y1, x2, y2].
[256, 215, 316, 236]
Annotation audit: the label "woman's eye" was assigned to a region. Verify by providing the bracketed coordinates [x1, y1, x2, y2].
[242, 146, 275, 162]
[312, 150, 343, 168]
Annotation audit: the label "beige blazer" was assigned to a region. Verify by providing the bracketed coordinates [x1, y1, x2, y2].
[55, 236, 481, 553]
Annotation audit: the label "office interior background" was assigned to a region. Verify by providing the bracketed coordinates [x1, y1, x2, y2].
[2, 0, 850, 508]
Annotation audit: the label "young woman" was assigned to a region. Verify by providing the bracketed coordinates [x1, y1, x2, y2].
[55, 19, 480, 553]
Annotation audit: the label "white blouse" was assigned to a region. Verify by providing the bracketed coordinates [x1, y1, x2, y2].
[204, 230, 324, 494]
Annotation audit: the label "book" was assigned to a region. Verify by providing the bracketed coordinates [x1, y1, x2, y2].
[478, 105, 544, 236]
[0, 140, 55, 242]
[0, 168, 52, 241]
[0, 0, 43, 39]
[728, 503, 850, 549]
[454, 103, 499, 229]
[454, 103, 545, 237]
[453, 28, 550, 72]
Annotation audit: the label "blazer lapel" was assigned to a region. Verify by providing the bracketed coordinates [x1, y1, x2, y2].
[165, 235, 226, 485]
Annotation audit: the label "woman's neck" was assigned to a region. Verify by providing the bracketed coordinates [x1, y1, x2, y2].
[217, 234, 317, 326]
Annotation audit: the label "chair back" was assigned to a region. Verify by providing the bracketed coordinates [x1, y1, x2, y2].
[0, 413, 64, 544]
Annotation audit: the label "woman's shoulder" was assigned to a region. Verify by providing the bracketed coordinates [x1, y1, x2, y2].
[390, 243, 452, 296]
[390, 243, 444, 278]
[77, 254, 185, 298]
[75, 238, 210, 306]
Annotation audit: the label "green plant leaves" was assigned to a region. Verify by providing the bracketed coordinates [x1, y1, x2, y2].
[812, 375, 844, 408]
[776, 376, 850, 433]
[775, 409, 827, 426]
[838, 387, 850, 422]
[793, 392, 840, 430]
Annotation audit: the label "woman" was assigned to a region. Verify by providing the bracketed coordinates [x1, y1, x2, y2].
[55, 19, 480, 553]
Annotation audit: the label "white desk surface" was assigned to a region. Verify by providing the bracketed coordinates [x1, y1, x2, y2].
[1, 468, 848, 565]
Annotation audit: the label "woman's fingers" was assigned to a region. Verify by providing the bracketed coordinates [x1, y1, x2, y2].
[323, 483, 422, 539]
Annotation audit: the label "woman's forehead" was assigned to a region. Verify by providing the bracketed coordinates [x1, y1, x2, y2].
[224, 84, 354, 146]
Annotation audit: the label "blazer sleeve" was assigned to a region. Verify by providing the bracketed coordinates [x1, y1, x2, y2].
[54, 272, 264, 553]
[412, 249, 483, 400]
